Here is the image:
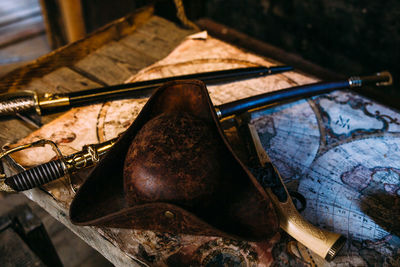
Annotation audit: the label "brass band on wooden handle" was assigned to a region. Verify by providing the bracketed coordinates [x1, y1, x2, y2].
[248, 124, 346, 261]
[266, 186, 345, 261]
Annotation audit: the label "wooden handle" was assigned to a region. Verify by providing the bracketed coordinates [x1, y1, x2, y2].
[247, 123, 345, 261]
[266, 187, 345, 261]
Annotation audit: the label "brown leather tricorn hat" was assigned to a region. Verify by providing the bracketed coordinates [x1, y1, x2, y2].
[70, 80, 278, 241]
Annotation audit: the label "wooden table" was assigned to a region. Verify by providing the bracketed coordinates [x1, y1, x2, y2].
[0, 6, 195, 146]
[0, 6, 197, 266]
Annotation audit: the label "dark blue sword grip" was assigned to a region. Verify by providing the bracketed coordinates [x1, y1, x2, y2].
[217, 81, 349, 118]
[5, 159, 67, 191]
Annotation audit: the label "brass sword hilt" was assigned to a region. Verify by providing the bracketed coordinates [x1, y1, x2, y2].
[0, 70, 392, 119]
[0, 91, 70, 117]
[0, 66, 294, 118]
[0, 138, 117, 192]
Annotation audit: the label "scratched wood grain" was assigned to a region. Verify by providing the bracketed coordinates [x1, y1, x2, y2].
[0, 79, 53, 146]
[0, 7, 194, 147]
[0, 9, 197, 267]
[0, 6, 155, 92]
[74, 17, 195, 85]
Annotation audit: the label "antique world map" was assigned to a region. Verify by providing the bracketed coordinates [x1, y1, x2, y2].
[251, 90, 400, 266]
[11, 32, 400, 266]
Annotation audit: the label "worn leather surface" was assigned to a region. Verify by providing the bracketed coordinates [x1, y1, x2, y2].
[124, 112, 224, 210]
[70, 80, 278, 241]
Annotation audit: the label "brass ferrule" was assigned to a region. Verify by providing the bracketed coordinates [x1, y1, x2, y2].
[37, 93, 70, 113]
[65, 138, 117, 172]
[348, 76, 362, 88]
[32, 91, 41, 115]
[214, 107, 222, 119]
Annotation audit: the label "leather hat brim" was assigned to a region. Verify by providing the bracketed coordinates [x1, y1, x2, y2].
[69, 80, 278, 241]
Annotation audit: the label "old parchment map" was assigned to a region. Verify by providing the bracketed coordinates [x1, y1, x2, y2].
[251, 90, 400, 266]
[12, 32, 399, 266]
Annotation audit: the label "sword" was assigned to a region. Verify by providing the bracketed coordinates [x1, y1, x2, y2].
[0, 66, 292, 118]
[0, 71, 393, 192]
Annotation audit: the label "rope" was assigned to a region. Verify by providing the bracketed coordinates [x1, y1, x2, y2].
[173, 0, 200, 31]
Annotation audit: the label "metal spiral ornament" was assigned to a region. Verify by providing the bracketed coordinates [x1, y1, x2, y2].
[0, 96, 36, 116]
[5, 159, 67, 191]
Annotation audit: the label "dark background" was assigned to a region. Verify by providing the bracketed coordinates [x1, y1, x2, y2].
[203, 0, 399, 80]
[172, 0, 398, 108]
[82, 0, 399, 80]
[149, 0, 399, 107]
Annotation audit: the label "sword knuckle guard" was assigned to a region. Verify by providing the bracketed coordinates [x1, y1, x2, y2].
[5, 159, 66, 191]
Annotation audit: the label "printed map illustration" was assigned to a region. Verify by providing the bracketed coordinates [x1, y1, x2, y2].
[12, 33, 400, 266]
[251, 91, 400, 266]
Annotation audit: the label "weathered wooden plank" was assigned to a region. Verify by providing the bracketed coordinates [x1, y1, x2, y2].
[22, 77, 54, 93]
[0, 120, 34, 147]
[120, 16, 195, 60]
[74, 53, 134, 85]
[0, 67, 102, 146]
[0, 79, 53, 147]
[135, 16, 195, 44]
[24, 189, 145, 266]
[0, 11, 167, 147]
[41, 67, 102, 93]
[74, 18, 193, 86]
[120, 31, 179, 60]
[73, 17, 194, 86]
[96, 41, 158, 72]
[0, 6, 154, 92]
[68, 18, 189, 86]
